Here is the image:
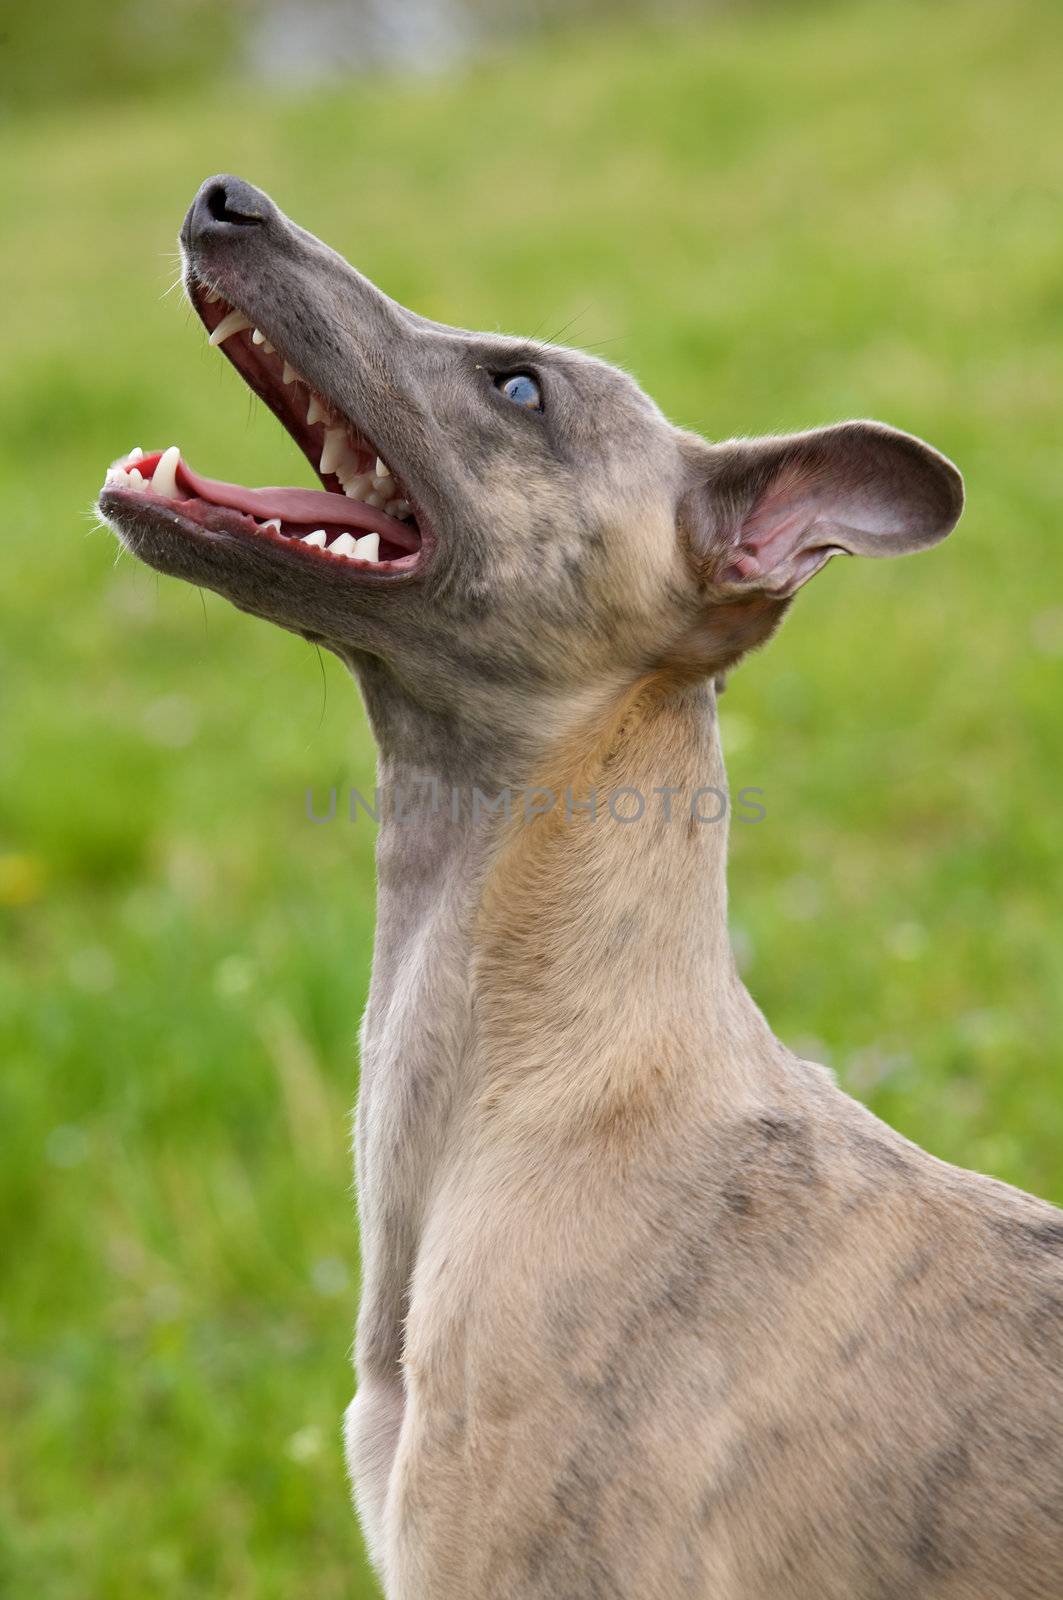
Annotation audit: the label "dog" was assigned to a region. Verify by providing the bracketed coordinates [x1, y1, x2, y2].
[100, 176, 1063, 1600]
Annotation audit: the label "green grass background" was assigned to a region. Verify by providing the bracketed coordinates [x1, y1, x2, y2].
[2, 0, 1061, 1592]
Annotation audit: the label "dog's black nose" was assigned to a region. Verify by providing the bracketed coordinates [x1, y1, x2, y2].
[182, 175, 273, 249]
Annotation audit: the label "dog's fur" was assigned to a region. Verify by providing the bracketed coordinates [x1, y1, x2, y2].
[101, 178, 1063, 1599]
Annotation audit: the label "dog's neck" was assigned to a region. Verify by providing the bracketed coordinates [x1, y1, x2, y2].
[357, 661, 778, 1128]
[348, 658, 783, 1379]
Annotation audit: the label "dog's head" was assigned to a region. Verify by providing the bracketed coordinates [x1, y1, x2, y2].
[99, 176, 962, 756]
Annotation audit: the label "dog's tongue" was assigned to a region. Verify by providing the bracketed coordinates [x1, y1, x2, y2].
[134, 451, 419, 550]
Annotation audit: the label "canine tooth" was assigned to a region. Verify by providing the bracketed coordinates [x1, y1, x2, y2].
[319, 426, 348, 475]
[260, 518, 282, 533]
[150, 445, 181, 499]
[126, 446, 144, 463]
[252, 328, 266, 344]
[307, 394, 330, 427]
[282, 362, 297, 385]
[375, 457, 391, 481]
[353, 533, 380, 563]
[330, 533, 358, 558]
[208, 310, 252, 346]
[303, 529, 327, 548]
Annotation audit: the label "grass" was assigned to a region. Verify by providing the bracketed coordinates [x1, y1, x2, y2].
[2, 0, 1061, 1592]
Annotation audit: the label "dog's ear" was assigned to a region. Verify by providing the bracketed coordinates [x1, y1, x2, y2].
[679, 420, 963, 602]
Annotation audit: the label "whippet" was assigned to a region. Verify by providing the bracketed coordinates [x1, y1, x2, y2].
[99, 176, 1063, 1600]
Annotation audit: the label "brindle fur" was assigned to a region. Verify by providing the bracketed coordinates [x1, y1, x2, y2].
[101, 178, 1062, 1600]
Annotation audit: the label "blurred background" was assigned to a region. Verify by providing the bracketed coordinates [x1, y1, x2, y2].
[1, 0, 1061, 1593]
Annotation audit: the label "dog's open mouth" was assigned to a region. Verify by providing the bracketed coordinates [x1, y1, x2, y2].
[101, 286, 425, 576]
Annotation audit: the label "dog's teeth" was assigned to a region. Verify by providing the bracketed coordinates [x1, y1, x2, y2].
[303, 529, 328, 548]
[307, 394, 330, 427]
[104, 466, 126, 486]
[208, 310, 252, 346]
[260, 518, 282, 533]
[374, 457, 391, 481]
[365, 490, 386, 509]
[126, 445, 143, 463]
[385, 498, 411, 520]
[341, 472, 374, 501]
[319, 426, 348, 475]
[251, 328, 266, 345]
[353, 533, 380, 563]
[127, 468, 148, 492]
[282, 362, 297, 385]
[330, 532, 358, 558]
[203, 288, 222, 304]
[150, 445, 181, 499]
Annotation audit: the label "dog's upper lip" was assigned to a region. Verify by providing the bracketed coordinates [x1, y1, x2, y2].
[190, 283, 399, 499]
[196, 280, 428, 543]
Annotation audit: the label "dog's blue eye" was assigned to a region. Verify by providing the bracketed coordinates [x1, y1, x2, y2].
[497, 372, 542, 410]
